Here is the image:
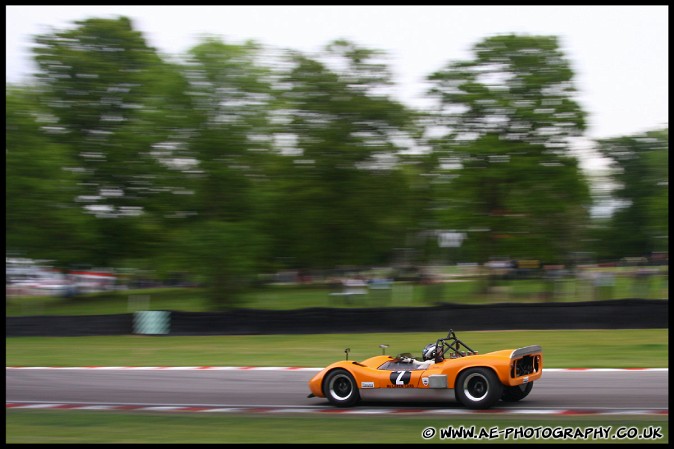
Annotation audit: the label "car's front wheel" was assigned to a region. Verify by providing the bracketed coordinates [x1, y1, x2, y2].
[501, 382, 533, 402]
[455, 367, 503, 409]
[323, 369, 360, 407]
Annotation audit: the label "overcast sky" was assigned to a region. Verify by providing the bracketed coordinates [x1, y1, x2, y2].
[6, 5, 668, 149]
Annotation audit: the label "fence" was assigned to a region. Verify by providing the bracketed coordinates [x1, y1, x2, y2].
[5, 299, 668, 337]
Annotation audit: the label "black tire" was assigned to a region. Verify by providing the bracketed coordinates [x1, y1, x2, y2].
[455, 367, 503, 410]
[323, 369, 360, 407]
[501, 382, 533, 402]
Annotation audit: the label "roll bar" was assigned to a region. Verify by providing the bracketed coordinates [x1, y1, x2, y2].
[434, 329, 477, 361]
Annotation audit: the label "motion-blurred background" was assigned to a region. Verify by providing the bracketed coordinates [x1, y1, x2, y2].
[6, 6, 668, 316]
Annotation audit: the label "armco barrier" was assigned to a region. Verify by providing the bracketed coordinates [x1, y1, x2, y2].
[5, 299, 668, 337]
[6, 313, 133, 337]
[168, 299, 668, 335]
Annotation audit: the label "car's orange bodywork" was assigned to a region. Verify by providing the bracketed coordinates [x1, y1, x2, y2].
[308, 334, 542, 408]
[309, 349, 542, 395]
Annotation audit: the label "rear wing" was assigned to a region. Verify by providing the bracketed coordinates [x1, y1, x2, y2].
[510, 345, 542, 378]
[510, 345, 542, 359]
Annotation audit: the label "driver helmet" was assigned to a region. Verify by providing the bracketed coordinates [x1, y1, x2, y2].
[422, 343, 438, 361]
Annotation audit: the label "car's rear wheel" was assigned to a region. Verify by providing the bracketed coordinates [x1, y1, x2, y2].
[323, 369, 360, 407]
[501, 382, 533, 402]
[455, 367, 503, 409]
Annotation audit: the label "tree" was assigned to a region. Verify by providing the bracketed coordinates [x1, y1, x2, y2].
[426, 34, 591, 263]
[6, 86, 96, 265]
[157, 37, 276, 307]
[594, 128, 668, 258]
[266, 40, 420, 269]
[182, 37, 274, 222]
[428, 34, 586, 147]
[31, 16, 195, 267]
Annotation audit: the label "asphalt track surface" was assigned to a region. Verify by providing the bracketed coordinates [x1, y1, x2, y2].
[6, 368, 668, 414]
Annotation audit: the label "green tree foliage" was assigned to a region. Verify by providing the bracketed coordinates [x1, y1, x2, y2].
[31, 16, 187, 266]
[9, 18, 665, 309]
[183, 37, 273, 223]
[266, 40, 420, 268]
[6, 86, 96, 265]
[428, 34, 586, 146]
[158, 37, 275, 307]
[170, 221, 264, 309]
[594, 128, 668, 258]
[426, 34, 591, 263]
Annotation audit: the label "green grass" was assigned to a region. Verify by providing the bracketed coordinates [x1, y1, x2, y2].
[6, 272, 669, 317]
[6, 329, 668, 444]
[6, 287, 212, 316]
[6, 269, 667, 445]
[5, 411, 668, 444]
[6, 329, 668, 368]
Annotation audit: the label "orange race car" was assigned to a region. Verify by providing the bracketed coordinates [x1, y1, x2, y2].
[307, 330, 542, 409]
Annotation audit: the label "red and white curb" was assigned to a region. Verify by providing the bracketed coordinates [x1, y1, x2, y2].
[5, 366, 668, 372]
[5, 402, 668, 416]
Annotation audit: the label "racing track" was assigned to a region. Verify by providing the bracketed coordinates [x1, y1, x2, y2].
[6, 367, 668, 415]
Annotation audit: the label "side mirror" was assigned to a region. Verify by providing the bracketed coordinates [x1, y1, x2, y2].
[379, 344, 389, 355]
[344, 348, 350, 360]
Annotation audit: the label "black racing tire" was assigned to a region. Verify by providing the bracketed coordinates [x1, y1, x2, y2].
[455, 367, 503, 410]
[501, 382, 533, 402]
[323, 369, 360, 407]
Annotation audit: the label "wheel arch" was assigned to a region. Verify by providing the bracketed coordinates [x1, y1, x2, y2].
[452, 364, 505, 388]
[321, 366, 358, 396]
[321, 366, 362, 407]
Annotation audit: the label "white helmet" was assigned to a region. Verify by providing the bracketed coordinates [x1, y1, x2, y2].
[422, 343, 438, 361]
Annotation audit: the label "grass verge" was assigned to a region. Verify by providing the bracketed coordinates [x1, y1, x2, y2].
[6, 329, 668, 368]
[7, 274, 668, 317]
[5, 411, 668, 444]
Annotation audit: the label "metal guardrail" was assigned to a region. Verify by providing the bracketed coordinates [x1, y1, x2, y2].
[5, 299, 668, 337]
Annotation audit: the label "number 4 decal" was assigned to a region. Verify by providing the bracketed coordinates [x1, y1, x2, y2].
[389, 371, 412, 385]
